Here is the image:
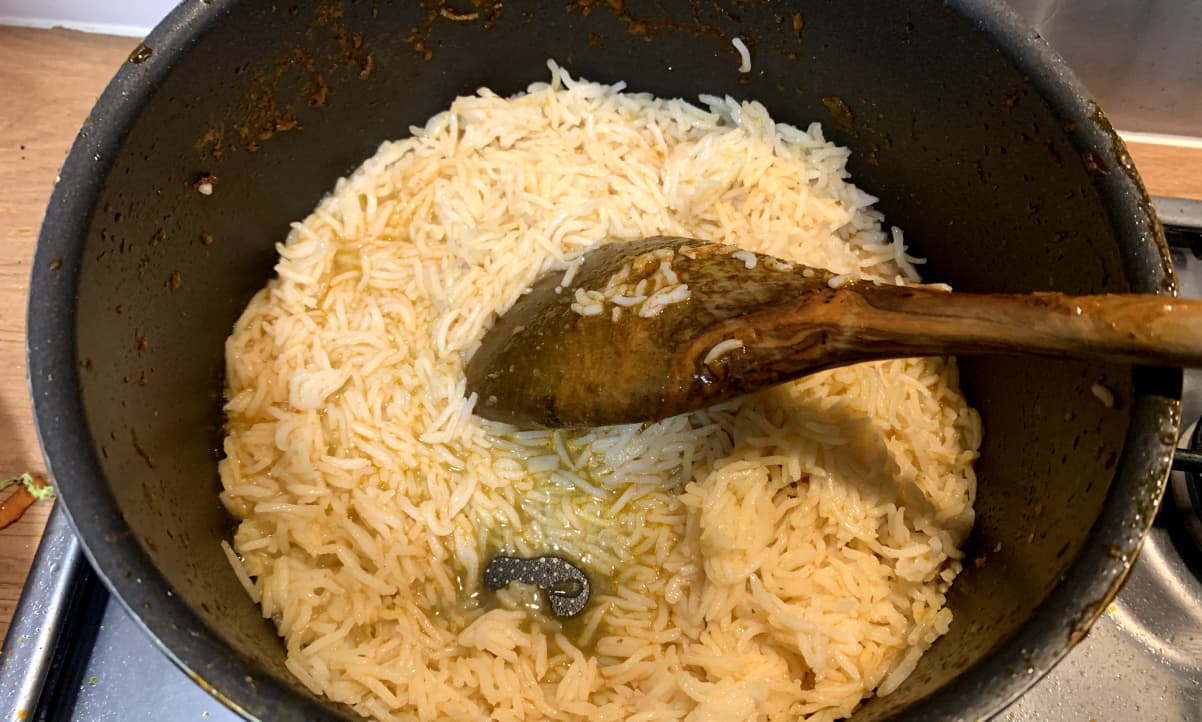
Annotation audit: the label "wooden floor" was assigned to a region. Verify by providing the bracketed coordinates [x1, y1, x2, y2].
[0, 24, 1200, 643]
[0, 26, 138, 642]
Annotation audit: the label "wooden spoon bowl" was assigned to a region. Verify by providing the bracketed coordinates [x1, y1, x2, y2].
[467, 236, 1202, 428]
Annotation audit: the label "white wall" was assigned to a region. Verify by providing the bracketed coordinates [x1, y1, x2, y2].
[0, 0, 177, 36]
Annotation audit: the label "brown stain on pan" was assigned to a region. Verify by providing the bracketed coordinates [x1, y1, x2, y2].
[192, 172, 219, 193]
[128, 43, 153, 64]
[820, 96, 855, 131]
[196, 2, 374, 157]
[403, 2, 443, 61]
[1082, 101, 1176, 295]
[791, 12, 804, 42]
[386, 0, 751, 62]
[402, 0, 504, 62]
[130, 429, 156, 469]
[564, 0, 737, 43]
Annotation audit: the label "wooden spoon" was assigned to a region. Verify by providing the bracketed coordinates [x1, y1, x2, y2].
[466, 236, 1201, 428]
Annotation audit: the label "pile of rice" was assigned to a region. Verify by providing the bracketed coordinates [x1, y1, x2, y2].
[219, 62, 982, 722]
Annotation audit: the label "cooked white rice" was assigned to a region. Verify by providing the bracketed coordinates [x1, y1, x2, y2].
[219, 61, 982, 722]
[731, 249, 758, 269]
[571, 246, 691, 320]
[732, 37, 752, 73]
[703, 338, 746, 368]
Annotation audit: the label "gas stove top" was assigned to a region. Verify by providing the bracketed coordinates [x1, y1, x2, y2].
[4, 197, 1202, 721]
[998, 197, 1202, 721]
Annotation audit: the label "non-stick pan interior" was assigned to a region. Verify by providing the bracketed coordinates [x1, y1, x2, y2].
[31, 1, 1177, 720]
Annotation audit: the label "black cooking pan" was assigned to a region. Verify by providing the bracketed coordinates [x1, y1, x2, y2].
[27, 1, 1180, 719]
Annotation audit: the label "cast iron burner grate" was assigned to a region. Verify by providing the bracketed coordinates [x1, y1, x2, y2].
[1173, 366, 1202, 553]
[1168, 209, 1202, 560]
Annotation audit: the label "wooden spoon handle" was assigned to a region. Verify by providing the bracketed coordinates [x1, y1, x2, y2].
[806, 284, 1202, 368]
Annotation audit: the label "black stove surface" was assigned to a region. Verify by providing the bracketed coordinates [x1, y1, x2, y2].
[4, 197, 1202, 722]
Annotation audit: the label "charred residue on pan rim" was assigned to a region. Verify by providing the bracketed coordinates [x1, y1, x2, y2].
[195, 1, 375, 158]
